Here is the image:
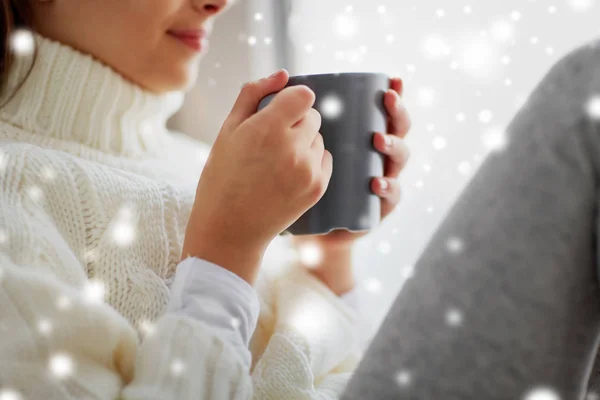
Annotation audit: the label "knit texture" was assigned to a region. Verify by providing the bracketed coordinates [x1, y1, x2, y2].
[0, 32, 361, 399]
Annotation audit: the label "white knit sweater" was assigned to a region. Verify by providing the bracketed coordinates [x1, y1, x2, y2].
[0, 32, 361, 399]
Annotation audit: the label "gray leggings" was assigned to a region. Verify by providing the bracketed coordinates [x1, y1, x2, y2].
[341, 40, 600, 400]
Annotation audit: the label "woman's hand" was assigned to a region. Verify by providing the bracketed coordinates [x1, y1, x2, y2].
[292, 77, 412, 253]
[182, 69, 334, 285]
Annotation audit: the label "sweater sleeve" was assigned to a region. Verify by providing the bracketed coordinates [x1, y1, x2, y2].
[0, 177, 253, 399]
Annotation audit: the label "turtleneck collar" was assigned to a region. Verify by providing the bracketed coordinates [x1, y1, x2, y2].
[0, 31, 186, 158]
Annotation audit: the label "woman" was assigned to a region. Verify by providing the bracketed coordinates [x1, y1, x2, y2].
[0, 0, 411, 399]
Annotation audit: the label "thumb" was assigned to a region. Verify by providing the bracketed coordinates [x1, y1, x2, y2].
[224, 69, 289, 130]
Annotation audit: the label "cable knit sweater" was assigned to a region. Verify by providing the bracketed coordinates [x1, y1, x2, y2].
[0, 32, 361, 399]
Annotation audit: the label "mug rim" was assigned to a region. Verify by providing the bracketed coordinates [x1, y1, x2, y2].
[288, 72, 389, 79]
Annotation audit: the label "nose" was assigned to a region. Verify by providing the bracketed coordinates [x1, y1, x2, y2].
[193, 0, 230, 16]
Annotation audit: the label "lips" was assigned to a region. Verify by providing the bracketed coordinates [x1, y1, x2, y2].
[168, 29, 209, 52]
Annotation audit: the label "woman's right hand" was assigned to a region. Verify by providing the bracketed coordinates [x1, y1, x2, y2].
[181, 69, 333, 284]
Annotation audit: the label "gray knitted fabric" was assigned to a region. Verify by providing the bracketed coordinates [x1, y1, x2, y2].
[341, 39, 600, 400]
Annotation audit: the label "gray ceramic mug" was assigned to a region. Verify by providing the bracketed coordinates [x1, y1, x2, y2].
[257, 72, 389, 236]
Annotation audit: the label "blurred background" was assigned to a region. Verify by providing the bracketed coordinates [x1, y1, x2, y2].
[169, 0, 600, 337]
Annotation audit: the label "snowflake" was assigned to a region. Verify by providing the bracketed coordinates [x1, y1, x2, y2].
[231, 317, 241, 329]
[0, 229, 8, 245]
[416, 88, 435, 107]
[548, 5, 557, 14]
[402, 264, 414, 280]
[463, 5, 472, 14]
[83, 279, 105, 304]
[247, 36, 257, 46]
[49, 353, 74, 379]
[365, 277, 382, 294]
[254, 12, 263, 21]
[586, 96, 600, 119]
[139, 319, 157, 337]
[56, 295, 73, 310]
[446, 237, 464, 253]
[490, 19, 514, 42]
[568, 0, 594, 12]
[510, 11, 522, 21]
[112, 221, 136, 246]
[415, 180, 424, 189]
[482, 127, 508, 152]
[0, 389, 23, 400]
[445, 308, 464, 327]
[334, 14, 358, 38]
[42, 165, 56, 181]
[171, 359, 187, 377]
[422, 35, 451, 59]
[377, 5, 386, 14]
[523, 386, 561, 400]
[296, 242, 323, 268]
[456, 113, 466, 122]
[478, 110, 493, 124]
[458, 161, 472, 175]
[26, 185, 43, 203]
[320, 94, 344, 119]
[433, 136, 447, 150]
[38, 318, 53, 336]
[264, 37, 272, 45]
[10, 28, 35, 56]
[377, 240, 391, 254]
[395, 369, 412, 387]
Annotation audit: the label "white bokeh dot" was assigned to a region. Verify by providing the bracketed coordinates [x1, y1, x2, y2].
[247, 36, 257, 46]
[458, 161, 473, 175]
[482, 127, 508, 152]
[10, 28, 35, 56]
[433, 136, 447, 150]
[26, 185, 43, 203]
[586, 96, 600, 119]
[83, 279, 106, 304]
[395, 369, 413, 387]
[38, 318, 53, 336]
[171, 359, 187, 377]
[523, 386, 561, 400]
[56, 295, 72, 310]
[446, 237, 464, 253]
[320, 94, 344, 119]
[568, 0, 594, 12]
[49, 353, 74, 379]
[365, 277, 383, 294]
[377, 240, 391, 254]
[479, 109, 494, 123]
[416, 87, 435, 107]
[334, 14, 358, 38]
[445, 308, 464, 327]
[296, 241, 323, 268]
[254, 12, 263, 21]
[0, 389, 22, 400]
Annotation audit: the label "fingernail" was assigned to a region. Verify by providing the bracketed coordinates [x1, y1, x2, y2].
[380, 178, 388, 191]
[384, 134, 392, 147]
[269, 69, 283, 78]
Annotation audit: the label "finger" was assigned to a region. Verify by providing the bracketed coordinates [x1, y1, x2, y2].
[373, 132, 410, 178]
[389, 77, 403, 97]
[384, 89, 412, 137]
[371, 177, 401, 206]
[226, 69, 289, 129]
[263, 85, 316, 127]
[294, 108, 322, 149]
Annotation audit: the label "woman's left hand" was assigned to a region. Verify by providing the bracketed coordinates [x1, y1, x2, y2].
[292, 77, 412, 252]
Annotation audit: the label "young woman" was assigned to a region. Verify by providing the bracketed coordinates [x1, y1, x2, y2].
[0, 0, 411, 398]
